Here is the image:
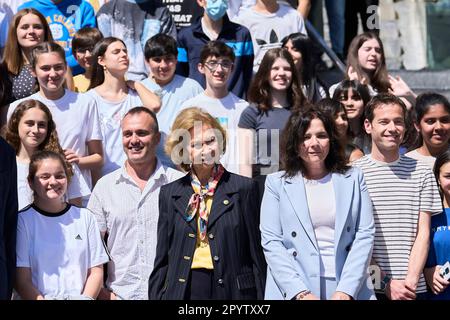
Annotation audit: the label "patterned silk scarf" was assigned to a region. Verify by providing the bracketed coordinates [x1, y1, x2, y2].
[184, 164, 225, 240]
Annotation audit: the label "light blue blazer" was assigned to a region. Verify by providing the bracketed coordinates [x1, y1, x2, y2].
[261, 167, 376, 300]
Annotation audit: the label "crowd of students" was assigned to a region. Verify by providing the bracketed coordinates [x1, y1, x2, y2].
[0, 0, 449, 301]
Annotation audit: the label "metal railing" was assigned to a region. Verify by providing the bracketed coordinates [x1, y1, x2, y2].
[305, 20, 346, 74]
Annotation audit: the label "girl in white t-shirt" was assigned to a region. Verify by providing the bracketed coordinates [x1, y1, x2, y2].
[87, 37, 160, 176]
[7, 42, 104, 188]
[5, 99, 90, 210]
[15, 151, 109, 300]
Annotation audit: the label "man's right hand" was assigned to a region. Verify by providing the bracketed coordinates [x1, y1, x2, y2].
[97, 287, 117, 300]
[386, 279, 416, 300]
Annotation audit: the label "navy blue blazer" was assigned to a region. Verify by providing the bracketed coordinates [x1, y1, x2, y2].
[0, 137, 17, 299]
[148, 170, 266, 300]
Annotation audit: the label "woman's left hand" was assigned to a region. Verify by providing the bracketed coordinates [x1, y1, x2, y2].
[330, 291, 352, 300]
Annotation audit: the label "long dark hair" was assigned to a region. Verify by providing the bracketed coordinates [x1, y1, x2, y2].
[346, 32, 390, 93]
[332, 79, 371, 138]
[414, 92, 450, 149]
[281, 106, 348, 178]
[88, 37, 127, 90]
[247, 48, 305, 113]
[281, 32, 324, 102]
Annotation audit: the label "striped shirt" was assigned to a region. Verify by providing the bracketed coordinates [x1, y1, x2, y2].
[353, 155, 442, 293]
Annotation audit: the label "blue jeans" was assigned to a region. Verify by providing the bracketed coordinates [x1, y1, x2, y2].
[325, 0, 346, 57]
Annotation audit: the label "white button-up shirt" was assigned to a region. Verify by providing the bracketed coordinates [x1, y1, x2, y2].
[88, 159, 184, 300]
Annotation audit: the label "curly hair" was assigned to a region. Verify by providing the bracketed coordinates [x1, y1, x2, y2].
[247, 47, 306, 113]
[4, 99, 73, 177]
[165, 107, 227, 172]
[281, 106, 348, 178]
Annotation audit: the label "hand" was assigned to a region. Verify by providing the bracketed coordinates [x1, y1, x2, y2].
[64, 149, 80, 164]
[386, 279, 416, 300]
[404, 275, 418, 293]
[424, 266, 450, 295]
[97, 287, 117, 300]
[388, 74, 415, 97]
[330, 291, 352, 300]
[126, 80, 136, 90]
[297, 292, 320, 300]
[66, 294, 94, 300]
[347, 66, 367, 84]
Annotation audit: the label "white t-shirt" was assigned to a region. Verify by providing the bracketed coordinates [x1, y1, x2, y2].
[304, 173, 336, 278]
[404, 149, 436, 169]
[7, 90, 103, 188]
[16, 159, 91, 210]
[141, 75, 203, 168]
[181, 92, 249, 174]
[16, 204, 109, 298]
[234, 3, 307, 73]
[85, 89, 142, 176]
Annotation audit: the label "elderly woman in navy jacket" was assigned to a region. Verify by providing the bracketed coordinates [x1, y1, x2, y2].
[261, 107, 375, 300]
[149, 107, 266, 300]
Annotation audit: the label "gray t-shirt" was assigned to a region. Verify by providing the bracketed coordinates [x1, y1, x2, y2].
[238, 104, 291, 176]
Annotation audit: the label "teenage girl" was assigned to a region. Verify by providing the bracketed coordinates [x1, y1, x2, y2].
[7, 42, 104, 189]
[5, 99, 90, 209]
[332, 79, 371, 155]
[406, 93, 450, 168]
[87, 37, 161, 176]
[14, 151, 109, 300]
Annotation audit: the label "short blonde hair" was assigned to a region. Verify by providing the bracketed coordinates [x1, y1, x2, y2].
[165, 107, 227, 172]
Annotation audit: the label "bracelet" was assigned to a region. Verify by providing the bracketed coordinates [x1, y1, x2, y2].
[296, 290, 312, 300]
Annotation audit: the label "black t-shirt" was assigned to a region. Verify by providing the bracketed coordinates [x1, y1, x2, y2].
[161, 0, 202, 30]
[238, 104, 291, 176]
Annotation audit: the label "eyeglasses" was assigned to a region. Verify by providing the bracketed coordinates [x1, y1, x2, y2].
[74, 46, 94, 54]
[204, 60, 234, 72]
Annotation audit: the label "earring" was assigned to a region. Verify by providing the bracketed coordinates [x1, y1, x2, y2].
[103, 65, 107, 71]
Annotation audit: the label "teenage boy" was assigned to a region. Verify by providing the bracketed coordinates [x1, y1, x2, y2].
[71, 27, 104, 93]
[353, 93, 442, 300]
[181, 41, 249, 174]
[176, 0, 253, 99]
[234, 0, 306, 73]
[141, 33, 203, 168]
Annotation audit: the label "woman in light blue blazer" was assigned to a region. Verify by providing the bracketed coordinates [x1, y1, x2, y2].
[261, 107, 376, 300]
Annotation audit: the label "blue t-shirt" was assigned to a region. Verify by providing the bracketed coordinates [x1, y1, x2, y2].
[19, 0, 96, 75]
[426, 208, 450, 300]
[141, 75, 203, 168]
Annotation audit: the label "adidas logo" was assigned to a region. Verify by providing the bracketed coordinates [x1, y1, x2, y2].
[75, 234, 82, 240]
